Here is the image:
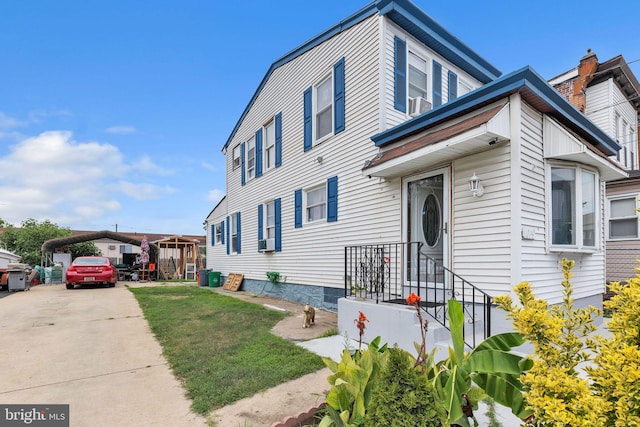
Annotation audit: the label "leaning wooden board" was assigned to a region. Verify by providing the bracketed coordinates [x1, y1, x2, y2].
[223, 273, 243, 291]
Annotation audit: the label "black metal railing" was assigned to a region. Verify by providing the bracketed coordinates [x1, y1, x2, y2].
[344, 242, 492, 349]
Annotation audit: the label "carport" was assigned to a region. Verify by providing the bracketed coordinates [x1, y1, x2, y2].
[41, 230, 160, 268]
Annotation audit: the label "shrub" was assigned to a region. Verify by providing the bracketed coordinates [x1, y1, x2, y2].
[494, 258, 638, 426]
[319, 336, 388, 427]
[586, 278, 640, 426]
[365, 347, 445, 427]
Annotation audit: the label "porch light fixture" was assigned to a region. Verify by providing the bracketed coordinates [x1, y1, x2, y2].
[468, 173, 484, 197]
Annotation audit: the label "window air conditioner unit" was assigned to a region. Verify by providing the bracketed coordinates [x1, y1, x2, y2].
[258, 239, 275, 252]
[409, 96, 431, 117]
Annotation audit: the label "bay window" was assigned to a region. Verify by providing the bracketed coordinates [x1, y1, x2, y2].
[550, 165, 599, 250]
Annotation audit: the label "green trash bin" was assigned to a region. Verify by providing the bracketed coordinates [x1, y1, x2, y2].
[209, 271, 221, 287]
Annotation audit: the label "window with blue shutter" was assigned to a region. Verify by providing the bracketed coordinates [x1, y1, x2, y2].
[303, 87, 312, 152]
[221, 221, 225, 244]
[236, 212, 241, 254]
[327, 176, 338, 222]
[394, 36, 407, 112]
[334, 57, 345, 134]
[255, 129, 263, 178]
[240, 142, 246, 186]
[275, 113, 282, 167]
[257, 204, 263, 250]
[448, 71, 458, 102]
[211, 224, 215, 246]
[433, 61, 442, 107]
[275, 198, 282, 252]
[226, 216, 230, 255]
[294, 189, 302, 228]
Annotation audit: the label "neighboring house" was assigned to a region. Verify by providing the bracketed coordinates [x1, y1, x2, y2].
[550, 51, 640, 283]
[205, 0, 625, 348]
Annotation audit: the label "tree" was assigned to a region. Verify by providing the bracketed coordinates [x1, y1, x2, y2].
[0, 218, 100, 266]
[70, 241, 102, 259]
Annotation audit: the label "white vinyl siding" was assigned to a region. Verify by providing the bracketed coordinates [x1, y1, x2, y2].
[205, 197, 227, 271]
[452, 144, 512, 296]
[587, 80, 638, 169]
[220, 14, 400, 290]
[518, 101, 605, 303]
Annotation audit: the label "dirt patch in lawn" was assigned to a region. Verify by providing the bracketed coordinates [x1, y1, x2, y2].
[208, 289, 337, 427]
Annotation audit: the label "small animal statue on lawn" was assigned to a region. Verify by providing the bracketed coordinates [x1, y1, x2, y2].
[303, 304, 316, 328]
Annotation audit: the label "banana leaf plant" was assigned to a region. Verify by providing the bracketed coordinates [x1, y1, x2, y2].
[319, 336, 388, 427]
[425, 299, 533, 426]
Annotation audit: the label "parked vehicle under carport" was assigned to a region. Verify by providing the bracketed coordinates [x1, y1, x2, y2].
[65, 256, 117, 289]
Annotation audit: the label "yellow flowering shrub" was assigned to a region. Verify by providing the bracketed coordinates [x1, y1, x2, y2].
[586, 277, 640, 426]
[494, 258, 610, 426]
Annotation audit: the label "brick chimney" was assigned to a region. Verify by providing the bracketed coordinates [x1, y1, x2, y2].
[570, 49, 598, 112]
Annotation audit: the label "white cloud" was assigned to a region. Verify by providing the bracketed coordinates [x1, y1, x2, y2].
[105, 125, 137, 135]
[0, 131, 174, 227]
[201, 161, 217, 172]
[206, 189, 224, 203]
[118, 181, 177, 200]
[132, 155, 174, 176]
[0, 112, 26, 129]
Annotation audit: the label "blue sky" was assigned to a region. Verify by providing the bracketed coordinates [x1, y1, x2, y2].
[1, 0, 638, 236]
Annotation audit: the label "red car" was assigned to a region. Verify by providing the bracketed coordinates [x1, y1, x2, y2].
[65, 256, 117, 289]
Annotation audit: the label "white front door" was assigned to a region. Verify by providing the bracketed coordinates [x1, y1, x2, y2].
[404, 168, 449, 284]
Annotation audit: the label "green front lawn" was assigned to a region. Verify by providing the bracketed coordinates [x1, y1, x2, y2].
[129, 286, 325, 415]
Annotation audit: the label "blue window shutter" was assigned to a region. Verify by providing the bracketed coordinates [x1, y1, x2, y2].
[255, 129, 263, 178]
[334, 57, 345, 134]
[275, 112, 282, 167]
[303, 87, 312, 152]
[226, 216, 230, 255]
[433, 61, 442, 107]
[236, 212, 241, 254]
[294, 189, 302, 228]
[448, 71, 458, 101]
[241, 142, 246, 186]
[221, 221, 225, 244]
[211, 224, 215, 246]
[327, 176, 338, 222]
[275, 198, 282, 252]
[257, 204, 264, 246]
[393, 36, 407, 112]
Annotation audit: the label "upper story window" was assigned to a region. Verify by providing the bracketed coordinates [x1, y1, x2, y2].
[550, 165, 598, 250]
[214, 224, 222, 244]
[608, 195, 639, 239]
[315, 75, 333, 141]
[246, 136, 255, 180]
[264, 119, 276, 171]
[232, 145, 241, 170]
[408, 51, 428, 100]
[303, 58, 345, 152]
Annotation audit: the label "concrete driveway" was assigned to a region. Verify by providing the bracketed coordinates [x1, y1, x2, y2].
[0, 283, 207, 427]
